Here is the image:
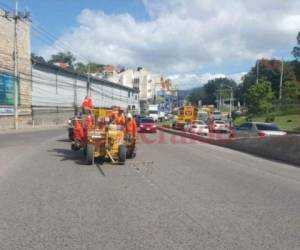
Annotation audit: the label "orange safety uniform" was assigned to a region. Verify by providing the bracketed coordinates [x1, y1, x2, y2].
[126, 119, 137, 138]
[82, 96, 94, 110]
[110, 110, 118, 123]
[73, 118, 84, 142]
[84, 114, 94, 129]
[115, 113, 126, 125]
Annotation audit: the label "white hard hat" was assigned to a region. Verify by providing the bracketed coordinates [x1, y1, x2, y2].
[127, 113, 133, 119]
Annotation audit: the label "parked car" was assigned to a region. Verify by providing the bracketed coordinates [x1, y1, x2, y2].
[189, 120, 209, 135]
[211, 120, 229, 133]
[139, 118, 157, 133]
[234, 122, 287, 137]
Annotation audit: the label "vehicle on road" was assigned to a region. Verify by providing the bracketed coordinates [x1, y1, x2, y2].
[198, 111, 208, 121]
[134, 115, 146, 127]
[71, 107, 136, 165]
[211, 120, 229, 133]
[148, 104, 159, 122]
[234, 122, 287, 137]
[139, 117, 157, 133]
[212, 111, 222, 120]
[189, 120, 209, 135]
[173, 105, 198, 130]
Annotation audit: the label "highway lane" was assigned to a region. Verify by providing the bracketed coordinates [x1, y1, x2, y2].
[0, 129, 299, 250]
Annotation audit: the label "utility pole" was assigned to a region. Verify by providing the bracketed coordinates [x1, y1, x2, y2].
[229, 87, 233, 116]
[13, 0, 19, 129]
[256, 59, 259, 84]
[87, 62, 90, 96]
[219, 90, 222, 111]
[279, 57, 284, 104]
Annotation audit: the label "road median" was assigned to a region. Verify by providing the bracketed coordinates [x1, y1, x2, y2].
[158, 126, 300, 167]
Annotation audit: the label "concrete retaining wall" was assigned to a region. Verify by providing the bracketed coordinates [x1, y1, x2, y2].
[0, 109, 73, 129]
[159, 127, 300, 167]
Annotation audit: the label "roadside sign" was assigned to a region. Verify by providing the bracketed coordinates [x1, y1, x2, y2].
[0, 106, 14, 115]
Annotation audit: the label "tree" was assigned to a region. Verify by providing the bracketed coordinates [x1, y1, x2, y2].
[203, 78, 236, 105]
[48, 51, 76, 69]
[188, 78, 237, 106]
[31, 53, 46, 63]
[88, 63, 105, 73]
[74, 62, 87, 74]
[240, 59, 295, 100]
[292, 32, 300, 60]
[282, 81, 299, 103]
[188, 87, 205, 105]
[245, 79, 274, 115]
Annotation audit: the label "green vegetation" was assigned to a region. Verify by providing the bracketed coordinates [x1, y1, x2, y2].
[31, 52, 105, 74]
[188, 32, 300, 131]
[245, 79, 274, 115]
[292, 32, 300, 59]
[188, 78, 236, 105]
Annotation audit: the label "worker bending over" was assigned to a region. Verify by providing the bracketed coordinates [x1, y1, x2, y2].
[115, 108, 126, 126]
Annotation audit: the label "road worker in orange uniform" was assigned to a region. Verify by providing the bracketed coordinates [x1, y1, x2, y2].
[109, 106, 119, 123]
[126, 113, 137, 139]
[82, 96, 94, 113]
[115, 108, 126, 126]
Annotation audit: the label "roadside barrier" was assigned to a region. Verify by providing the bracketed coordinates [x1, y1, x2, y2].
[158, 126, 300, 167]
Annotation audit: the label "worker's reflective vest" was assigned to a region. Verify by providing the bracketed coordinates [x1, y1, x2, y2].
[73, 118, 84, 142]
[82, 96, 94, 110]
[126, 119, 137, 137]
[115, 114, 125, 125]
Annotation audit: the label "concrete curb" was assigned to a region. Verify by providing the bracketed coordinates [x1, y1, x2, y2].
[158, 126, 300, 167]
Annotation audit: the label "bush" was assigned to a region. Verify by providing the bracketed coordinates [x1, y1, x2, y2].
[246, 115, 253, 122]
[265, 115, 275, 123]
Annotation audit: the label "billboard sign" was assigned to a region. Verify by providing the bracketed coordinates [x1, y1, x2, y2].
[0, 72, 18, 115]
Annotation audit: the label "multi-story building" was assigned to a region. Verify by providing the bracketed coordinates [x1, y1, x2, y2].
[118, 69, 134, 88]
[101, 65, 119, 83]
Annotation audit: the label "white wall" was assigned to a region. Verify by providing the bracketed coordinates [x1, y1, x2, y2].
[32, 66, 140, 113]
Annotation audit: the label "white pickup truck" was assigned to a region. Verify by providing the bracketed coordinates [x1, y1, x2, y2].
[148, 104, 159, 122]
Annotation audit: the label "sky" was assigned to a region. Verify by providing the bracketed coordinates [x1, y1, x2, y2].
[2, 0, 300, 89]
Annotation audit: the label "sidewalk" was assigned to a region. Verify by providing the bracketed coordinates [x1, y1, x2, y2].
[0, 125, 66, 135]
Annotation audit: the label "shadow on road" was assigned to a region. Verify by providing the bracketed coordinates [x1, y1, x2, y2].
[95, 163, 106, 176]
[49, 148, 85, 165]
[49, 147, 108, 176]
[56, 139, 71, 143]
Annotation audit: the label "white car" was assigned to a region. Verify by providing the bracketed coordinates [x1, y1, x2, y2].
[212, 120, 229, 133]
[189, 120, 209, 135]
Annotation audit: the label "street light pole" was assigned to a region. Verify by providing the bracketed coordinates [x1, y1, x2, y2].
[229, 87, 233, 117]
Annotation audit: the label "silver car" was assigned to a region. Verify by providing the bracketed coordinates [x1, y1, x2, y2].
[234, 122, 287, 137]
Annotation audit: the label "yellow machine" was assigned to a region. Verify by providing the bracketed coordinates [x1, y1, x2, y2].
[82, 108, 128, 165]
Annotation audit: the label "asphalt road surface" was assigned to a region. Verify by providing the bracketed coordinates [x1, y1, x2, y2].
[0, 128, 299, 250]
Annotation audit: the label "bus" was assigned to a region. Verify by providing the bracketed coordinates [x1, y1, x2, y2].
[173, 106, 198, 130]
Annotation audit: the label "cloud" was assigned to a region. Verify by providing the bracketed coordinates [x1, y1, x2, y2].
[41, 0, 300, 79]
[168, 72, 246, 90]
